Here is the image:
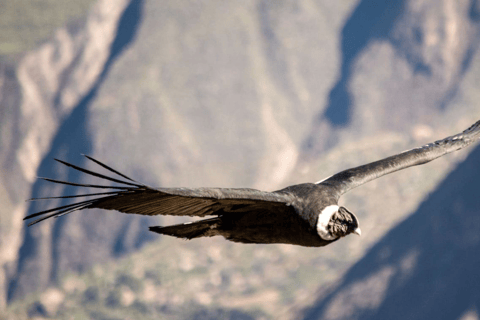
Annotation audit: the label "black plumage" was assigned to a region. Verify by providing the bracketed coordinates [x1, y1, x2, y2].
[25, 120, 480, 247]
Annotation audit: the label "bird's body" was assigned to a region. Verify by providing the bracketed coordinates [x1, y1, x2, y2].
[25, 120, 480, 247]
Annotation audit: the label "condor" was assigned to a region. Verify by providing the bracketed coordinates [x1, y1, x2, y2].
[25, 120, 480, 247]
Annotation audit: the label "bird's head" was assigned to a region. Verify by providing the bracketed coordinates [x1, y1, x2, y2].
[316, 205, 361, 240]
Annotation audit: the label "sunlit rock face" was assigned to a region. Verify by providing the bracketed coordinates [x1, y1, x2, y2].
[1, 0, 480, 318]
[0, 0, 129, 306]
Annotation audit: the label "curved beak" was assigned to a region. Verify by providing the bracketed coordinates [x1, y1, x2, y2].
[346, 209, 361, 236]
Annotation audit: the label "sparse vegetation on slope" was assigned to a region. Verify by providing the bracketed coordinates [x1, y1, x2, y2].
[0, 0, 95, 61]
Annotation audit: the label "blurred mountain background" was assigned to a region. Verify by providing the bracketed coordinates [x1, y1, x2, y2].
[1, 0, 479, 319]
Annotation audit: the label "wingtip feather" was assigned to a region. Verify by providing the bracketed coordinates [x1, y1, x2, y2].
[51, 158, 141, 187]
[82, 155, 139, 183]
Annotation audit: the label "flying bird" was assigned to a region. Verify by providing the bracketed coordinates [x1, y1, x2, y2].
[25, 120, 480, 247]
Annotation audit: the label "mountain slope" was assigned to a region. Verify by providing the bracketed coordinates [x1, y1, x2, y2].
[0, 0, 130, 307]
[1, 0, 480, 317]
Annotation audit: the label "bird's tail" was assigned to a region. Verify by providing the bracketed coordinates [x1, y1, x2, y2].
[149, 217, 221, 239]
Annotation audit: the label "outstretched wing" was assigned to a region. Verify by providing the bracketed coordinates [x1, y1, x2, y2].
[24, 155, 296, 226]
[320, 120, 480, 195]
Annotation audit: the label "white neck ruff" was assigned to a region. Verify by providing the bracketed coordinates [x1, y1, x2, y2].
[317, 205, 339, 240]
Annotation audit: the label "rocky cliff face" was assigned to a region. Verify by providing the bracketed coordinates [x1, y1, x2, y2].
[301, 0, 480, 157]
[0, 0, 129, 308]
[1, 0, 480, 318]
